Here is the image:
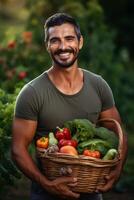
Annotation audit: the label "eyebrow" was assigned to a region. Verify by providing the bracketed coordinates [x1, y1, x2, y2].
[49, 35, 76, 41]
[49, 37, 59, 41]
[65, 35, 76, 39]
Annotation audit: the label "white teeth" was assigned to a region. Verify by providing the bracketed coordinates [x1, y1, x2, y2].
[59, 53, 70, 56]
[59, 52, 70, 59]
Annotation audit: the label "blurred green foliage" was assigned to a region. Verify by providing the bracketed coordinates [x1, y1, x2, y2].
[0, 88, 21, 190]
[0, 0, 133, 192]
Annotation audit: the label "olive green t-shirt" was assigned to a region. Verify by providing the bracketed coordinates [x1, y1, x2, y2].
[14, 69, 115, 137]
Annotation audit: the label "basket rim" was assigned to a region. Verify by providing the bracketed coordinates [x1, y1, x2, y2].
[38, 151, 119, 167]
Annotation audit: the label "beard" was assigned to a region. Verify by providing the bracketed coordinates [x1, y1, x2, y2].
[50, 48, 79, 68]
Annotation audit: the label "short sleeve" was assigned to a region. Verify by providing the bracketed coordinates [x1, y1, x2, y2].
[14, 84, 39, 120]
[98, 76, 115, 111]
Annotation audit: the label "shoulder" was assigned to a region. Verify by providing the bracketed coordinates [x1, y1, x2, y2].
[18, 71, 48, 95]
[28, 71, 49, 90]
[83, 69, 105, 87]
[83, 69, 100, 78]
[15, 73, 49, 119]
[82, 68, 113, 94]
[82, 69, 115, 110]
[83, 69, 102, 83]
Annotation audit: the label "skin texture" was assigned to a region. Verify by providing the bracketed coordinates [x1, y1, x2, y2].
[12, 22, 127, 199]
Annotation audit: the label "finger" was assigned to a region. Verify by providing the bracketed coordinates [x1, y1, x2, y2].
[96, 181, 113, 192]
[67, 182, 78, 187]
[63, 177, 78, 184]
[105, 172, 115, 181]
[105, 175, 110, 180]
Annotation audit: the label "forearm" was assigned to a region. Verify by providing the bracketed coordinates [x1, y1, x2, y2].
[11, 145, 50, 189]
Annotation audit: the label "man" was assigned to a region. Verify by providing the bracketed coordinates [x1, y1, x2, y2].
[12, 13, 127, 200]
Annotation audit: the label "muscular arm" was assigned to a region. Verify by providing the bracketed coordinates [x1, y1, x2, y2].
[11, 117, 50, 187]
[11, 117, 79, 198]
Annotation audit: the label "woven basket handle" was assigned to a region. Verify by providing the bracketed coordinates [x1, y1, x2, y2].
[97, 118, 123, 160]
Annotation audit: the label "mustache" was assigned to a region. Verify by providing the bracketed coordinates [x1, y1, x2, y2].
[54, 48, 74, 55]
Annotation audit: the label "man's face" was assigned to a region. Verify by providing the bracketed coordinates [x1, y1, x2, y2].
[46, 23, 83, 68]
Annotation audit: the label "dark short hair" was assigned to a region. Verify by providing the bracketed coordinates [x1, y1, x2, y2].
[44, 13, 81, 42]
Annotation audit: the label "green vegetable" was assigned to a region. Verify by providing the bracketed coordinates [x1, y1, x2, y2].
[64, 119, 96, 142]
[48, 132, 58, 146]
[77, 138, 111, 155]
[95, 127, 118, 148]
[102, 148, 118, 160]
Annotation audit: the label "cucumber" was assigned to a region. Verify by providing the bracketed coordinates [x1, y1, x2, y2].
[102, 148, 118, 160]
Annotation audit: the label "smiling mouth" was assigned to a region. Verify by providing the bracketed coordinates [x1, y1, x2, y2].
[58, 52, 71, 59]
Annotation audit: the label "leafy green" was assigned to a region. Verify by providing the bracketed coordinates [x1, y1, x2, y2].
[64, 119, 96, 142]
[78, 138, 111, 155]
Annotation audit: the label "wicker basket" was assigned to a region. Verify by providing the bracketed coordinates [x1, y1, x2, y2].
[37, 118, 123, 193]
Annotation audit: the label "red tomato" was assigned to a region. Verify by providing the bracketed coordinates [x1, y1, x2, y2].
[93, 151, 101, 158]
[83, 149, 101, 158]
[83, 149, 92, 157]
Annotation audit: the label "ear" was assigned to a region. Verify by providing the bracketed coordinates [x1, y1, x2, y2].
[79, 35, 83, 50]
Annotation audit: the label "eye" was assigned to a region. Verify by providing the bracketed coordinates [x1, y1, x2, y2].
[50, 38, 59, 44]
[66, 36, 75, 41]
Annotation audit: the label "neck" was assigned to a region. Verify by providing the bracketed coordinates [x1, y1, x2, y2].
[49, 61, 80, 81]
[47, 64, 84, 95]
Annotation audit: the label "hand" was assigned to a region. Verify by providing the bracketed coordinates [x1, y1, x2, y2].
[96, 162, 122, 193]
[44, 176, 80, 199]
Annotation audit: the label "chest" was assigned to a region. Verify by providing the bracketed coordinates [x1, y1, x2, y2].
[37, 88, 102, 132]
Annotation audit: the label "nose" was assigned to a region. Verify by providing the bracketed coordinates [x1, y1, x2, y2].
[59, 40, 67, 50]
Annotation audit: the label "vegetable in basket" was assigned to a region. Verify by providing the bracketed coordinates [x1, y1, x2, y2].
[64, 119, 96, 142]
[48, 132, 58, 146]
[55, 127, 71, 140]
[83, 149, 101, 158]
[36, 136, 49, 149]
[58, 138, 78, 148]
[46, 145, 59, 153]
[59, 145, 78, 156]
[77, 138, 111, 156]
[95, 127, 118, 149]
[102, 148, 118, 160]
